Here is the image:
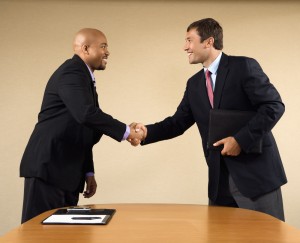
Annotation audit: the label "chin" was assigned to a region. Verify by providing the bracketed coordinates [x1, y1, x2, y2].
[190, 59, 201, 65]
[97, 66, 106, 71]
[188, 58, 196, 64]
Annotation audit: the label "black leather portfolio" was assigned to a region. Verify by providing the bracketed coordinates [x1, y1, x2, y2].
[42, 208, 116, 225]
[207, 109, 262, 154]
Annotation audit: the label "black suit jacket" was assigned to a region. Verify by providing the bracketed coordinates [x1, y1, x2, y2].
[20, 55, 126, 192]
[143, 53, 287, 200]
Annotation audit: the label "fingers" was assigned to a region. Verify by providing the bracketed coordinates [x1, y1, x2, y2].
[83, 176, 97, 198]
[130, 138, 141, 147]
[84, 187, 96, 198]
[135, 123, 147, 139]
[129, 122, 137, 128]
[212, 139, 226, 156]
[127, 122, 147, 146]
[213, 137, 241, 156]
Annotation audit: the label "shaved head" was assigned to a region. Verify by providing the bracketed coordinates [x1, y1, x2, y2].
[73, 28, 110, 72]
[73, 28, 104, 53]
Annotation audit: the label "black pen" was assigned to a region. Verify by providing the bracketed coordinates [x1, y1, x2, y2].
[71, 217, 101, 220]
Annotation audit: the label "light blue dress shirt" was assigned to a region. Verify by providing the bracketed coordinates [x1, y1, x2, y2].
[204, 52, 222, 91]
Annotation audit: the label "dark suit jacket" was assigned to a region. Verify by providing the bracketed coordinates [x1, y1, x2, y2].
[20, 55, 126, 192]
[143, 53, 287, 200]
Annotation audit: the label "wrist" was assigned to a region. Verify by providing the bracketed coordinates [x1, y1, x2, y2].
[86, 172, 94, 177]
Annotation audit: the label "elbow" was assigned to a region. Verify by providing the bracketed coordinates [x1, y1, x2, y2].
[276, 101, 285, 120]
[269, 101, 285, 123]
[280, 102, 285, 115]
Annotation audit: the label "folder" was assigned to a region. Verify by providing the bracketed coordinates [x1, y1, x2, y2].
[207, 109, 262, 154]
[42, 208, 116, 225]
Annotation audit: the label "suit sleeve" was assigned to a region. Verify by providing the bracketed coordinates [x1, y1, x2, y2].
[143, 82, 195, 145]
[84, 150, 95, 173]
[58, 65, 126, 142]
[234, 58, 285, 153]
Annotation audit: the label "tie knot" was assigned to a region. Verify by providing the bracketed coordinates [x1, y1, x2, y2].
[205, 70, 211, 79]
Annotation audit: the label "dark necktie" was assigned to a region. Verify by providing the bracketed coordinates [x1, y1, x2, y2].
[205, 70, 214, 108]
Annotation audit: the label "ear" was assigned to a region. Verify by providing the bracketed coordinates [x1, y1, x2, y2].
[206, 37, 215, 48]
[81, 44, 89, 55]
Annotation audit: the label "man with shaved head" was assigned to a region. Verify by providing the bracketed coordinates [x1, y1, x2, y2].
[73, 28, 109, 71]
[20, 28, 144, 223]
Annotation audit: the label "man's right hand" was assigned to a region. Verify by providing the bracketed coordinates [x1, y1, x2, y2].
[127, 123, 147, 146]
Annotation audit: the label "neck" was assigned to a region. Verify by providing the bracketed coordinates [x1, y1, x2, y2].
[203, 50, 221, 68]
[74, 52, 94, 72]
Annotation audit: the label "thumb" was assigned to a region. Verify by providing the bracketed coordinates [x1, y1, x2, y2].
[135, 123, 143, 132]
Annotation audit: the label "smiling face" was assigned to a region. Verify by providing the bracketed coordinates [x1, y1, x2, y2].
[87, 35, 109, 71]
[86, 33, 110, 71]
[73, 29, 110, 72]
[183, 28, 211, 66]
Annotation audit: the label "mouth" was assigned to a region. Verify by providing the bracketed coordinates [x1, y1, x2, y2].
[187, 52, 192, 57]
[102, 57, 108, 64]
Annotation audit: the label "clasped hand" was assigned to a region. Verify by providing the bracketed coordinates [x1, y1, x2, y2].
[126, 123, 147, 146]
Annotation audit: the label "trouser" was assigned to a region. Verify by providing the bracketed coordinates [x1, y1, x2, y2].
[21, 177, 79, 223]
[209, 164, 285, 221]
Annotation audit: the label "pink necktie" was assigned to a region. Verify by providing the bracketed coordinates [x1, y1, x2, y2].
[205, 70, 214, 108]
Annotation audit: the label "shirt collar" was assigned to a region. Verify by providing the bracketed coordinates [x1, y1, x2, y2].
[85, 64, 96, 81]
[204, 52, 222, 75]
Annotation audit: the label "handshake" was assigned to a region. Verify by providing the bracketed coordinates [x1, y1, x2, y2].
[127, 123, 147, 146]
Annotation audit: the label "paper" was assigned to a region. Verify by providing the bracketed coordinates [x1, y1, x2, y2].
[43, 214, 108, 224]
[42, 208, 116, 225]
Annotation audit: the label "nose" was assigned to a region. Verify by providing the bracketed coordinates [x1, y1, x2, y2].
[183, 41, 188, 51]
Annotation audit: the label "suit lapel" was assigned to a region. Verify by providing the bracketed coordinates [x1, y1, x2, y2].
[72, 55, 98, 106]
[214, 53, 229, 109]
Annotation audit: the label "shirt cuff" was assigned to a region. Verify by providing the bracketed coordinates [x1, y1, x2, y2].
[86, 172, 94, 177]
[122, 125, 130, 141]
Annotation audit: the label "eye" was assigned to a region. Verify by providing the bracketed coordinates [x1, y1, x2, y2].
[100, 44, 108, 49]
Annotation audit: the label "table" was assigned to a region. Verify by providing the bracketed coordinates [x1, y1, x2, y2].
[1, 204, 300, 242]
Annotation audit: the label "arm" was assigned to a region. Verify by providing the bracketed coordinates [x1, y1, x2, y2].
[215, 58, 285, 155]
[58, 65, 126, 141]
[235, 58, 284, 152]
[82, 150, 97, 198]
[142, 85, 195, 145]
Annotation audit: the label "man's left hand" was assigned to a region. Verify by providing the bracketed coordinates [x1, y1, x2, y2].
[84, 175, 97, 198]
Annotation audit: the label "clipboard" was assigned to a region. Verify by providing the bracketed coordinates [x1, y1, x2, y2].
[207, 109, 262, 154]
[42, 208, 116, 225]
